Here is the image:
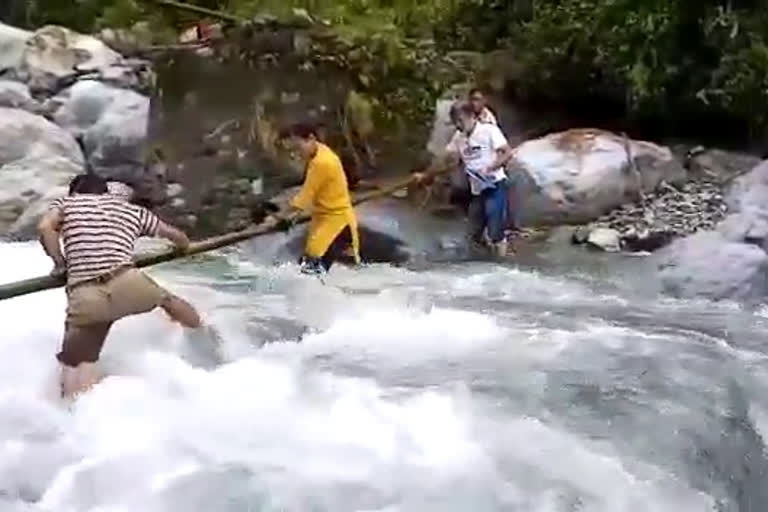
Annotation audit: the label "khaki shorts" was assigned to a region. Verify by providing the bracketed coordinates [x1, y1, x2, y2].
[57, 267, 170, 367]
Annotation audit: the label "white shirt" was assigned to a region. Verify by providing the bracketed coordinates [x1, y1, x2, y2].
[446, 122, 509, 195]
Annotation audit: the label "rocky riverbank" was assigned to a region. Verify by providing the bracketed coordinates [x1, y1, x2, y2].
[0, 22, 157, 236]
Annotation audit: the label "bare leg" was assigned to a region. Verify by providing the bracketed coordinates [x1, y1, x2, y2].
[60, 362, 103, 400]
[58, 322, 112, 401]
[161, 294, 202, 328]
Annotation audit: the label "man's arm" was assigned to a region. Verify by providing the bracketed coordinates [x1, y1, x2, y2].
[37, 209, 66, 274]
[157, 221, 190, 251]
[414, 131, 462, 184]
[290, 161, 323, 212]
[413, 150, 459, 184]
[484, 125, 513, 174]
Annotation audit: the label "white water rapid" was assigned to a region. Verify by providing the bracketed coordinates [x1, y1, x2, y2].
[2, 235, 768, 512]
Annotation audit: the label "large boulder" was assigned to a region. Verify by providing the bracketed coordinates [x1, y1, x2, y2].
[17, 25, 123, 94]
[0, 23, 153, 97]
[426, 98, 457, 157]
[655, 159, 768, 301]
[0, 23, 31, 72]
[0, 80, 39, 112]
[50, 80, 150, 182]
[656, 231, 768, 302]
[0, 107, 84, 235]
[686, 146, 761, 184]
[511, 129, 686, 225]
[715, 160, 768, 251]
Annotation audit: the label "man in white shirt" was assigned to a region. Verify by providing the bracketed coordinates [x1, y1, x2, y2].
[419, 101, 513, 256]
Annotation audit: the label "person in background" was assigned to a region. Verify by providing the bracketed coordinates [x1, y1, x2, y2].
[468, 87, 498, 126]
[417, 101, 514, 257]
[275, 122, 360, 274]
[38, 173, 202, 400]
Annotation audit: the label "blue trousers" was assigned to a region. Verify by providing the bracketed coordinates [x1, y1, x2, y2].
[468, 180, 509, 244]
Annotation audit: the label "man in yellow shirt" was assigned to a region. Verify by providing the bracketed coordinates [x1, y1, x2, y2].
[280, 122, 360, 274]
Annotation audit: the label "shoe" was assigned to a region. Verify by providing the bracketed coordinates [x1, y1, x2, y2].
[493, 240, 508, 257]
[299, 258, 326, 275]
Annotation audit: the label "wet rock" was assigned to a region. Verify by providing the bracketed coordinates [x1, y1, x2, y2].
[657, 231, 768, 302]
[510, 129, 684, 225]
[571, 225, 591, 245]
[621, 229, 675, 252]
[0, 107, 84, 235]
[586, 227, 621, 252]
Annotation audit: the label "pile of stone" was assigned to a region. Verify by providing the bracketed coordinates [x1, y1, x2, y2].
[574, 179, 729, 252]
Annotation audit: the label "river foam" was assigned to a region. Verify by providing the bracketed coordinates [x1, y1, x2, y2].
[1, 240, 758, 511]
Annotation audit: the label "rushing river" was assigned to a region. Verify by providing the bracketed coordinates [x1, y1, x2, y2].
[2, 222, 768, 511]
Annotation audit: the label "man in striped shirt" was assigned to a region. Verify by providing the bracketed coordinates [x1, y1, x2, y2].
[37, 173, 201, 399]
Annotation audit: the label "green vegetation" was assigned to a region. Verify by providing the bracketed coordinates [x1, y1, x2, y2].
[6, 0, 768, 141]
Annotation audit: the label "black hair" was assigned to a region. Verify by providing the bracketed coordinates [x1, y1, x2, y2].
[468, 87, 485, 98]
[68, 173, 108, 195]
[282, 121, 320, 140]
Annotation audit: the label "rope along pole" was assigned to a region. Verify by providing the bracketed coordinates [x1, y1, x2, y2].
[0, 170, 446, 301]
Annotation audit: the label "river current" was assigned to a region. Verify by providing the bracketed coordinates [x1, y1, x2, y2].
[1, 222, 768, 511]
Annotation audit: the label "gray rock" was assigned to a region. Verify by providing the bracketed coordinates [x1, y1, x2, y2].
[586, 227, 621, 252]
[426, 98, 458, 157]
[0, 23, 31, 72]
[509, 129, 681, 225]
[166, 183, 184, 198]
[721, 159, 768, 250]
[687, 147, 761, 183]
[51, 80, 149, 181]
[0, 22, 153, 97]
[571, 225, 591, 244]
[0, 80, 39, 112]
[0, 107, 84, 235]
[14, 25, 122, 94]
[657, 231, 768, 302]
[232, 178, 251, 194]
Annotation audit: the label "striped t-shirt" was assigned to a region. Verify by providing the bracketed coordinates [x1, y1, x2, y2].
[50, 194, 160, 285]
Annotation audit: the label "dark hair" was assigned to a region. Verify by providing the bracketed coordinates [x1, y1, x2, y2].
[282, 121, 320, 140]
[468, 87, 485, 98]
[68, 173, 108, 195]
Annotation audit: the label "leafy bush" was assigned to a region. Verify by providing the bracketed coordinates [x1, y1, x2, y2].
[9, 0, 768, 141]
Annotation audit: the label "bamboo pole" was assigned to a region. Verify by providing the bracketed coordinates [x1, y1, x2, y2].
[0, 170, 445, 302]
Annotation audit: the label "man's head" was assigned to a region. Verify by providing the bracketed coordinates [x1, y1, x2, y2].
[450, 101, 477, 134]
[283, 122, 320, 161]
[468, 87, 487, 115]
[68, 174, 108, 195]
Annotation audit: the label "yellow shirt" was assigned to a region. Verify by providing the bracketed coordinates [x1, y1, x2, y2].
[291, 143, 360, 261]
